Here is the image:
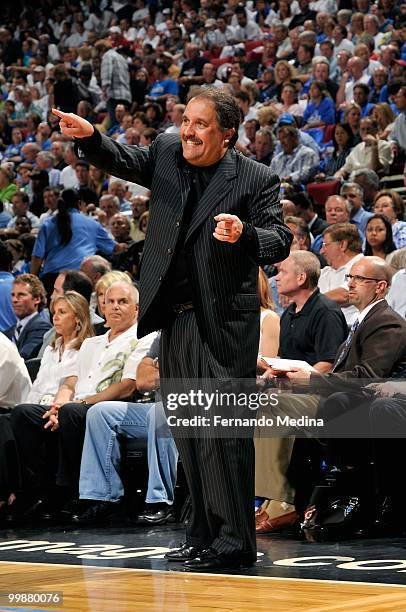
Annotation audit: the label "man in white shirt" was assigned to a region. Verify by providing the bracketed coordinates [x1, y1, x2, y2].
[0, 333, 31, 409]
[387, 268, 406, 319]
[59, 144, 79, 189]
[164, 103, 186, 134]
[234, 6, 263, 42]
[319, 223, 364, 325]
[335, 117, 393, 179]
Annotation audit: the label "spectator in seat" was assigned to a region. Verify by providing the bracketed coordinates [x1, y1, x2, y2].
[364, 213, 397, 262]
[270, 124, 319, 185]
[4, 274, 51, 360]
[389, 85, 406, 156]
[319, 223, 364, 325]
[254, 129, 274, 166]
[317, 123, 355, 179]
[302, 81, 336, 131]
[0, 334, 31, 516]
[343, 102, 362, 145]
[290, 191, 328, 238]
[312, 196, 352, 254]
[335, 117, 393, 179]
[284, 258, 406, 534]
[5, 291, 93, 521]
[340, 181, 373, 235]
[349, 168, 380, 211]
[255, 251, 347, 534]
[71, 333, 179, 526]
[0, 165, 18, 204]
[10, 281, 157, 521]
[372, 190, 406, 249]
[129, 195, 149, 242]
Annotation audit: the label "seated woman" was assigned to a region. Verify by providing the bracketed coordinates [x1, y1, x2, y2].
[268, 82, 304, 123]
[371, 102, 395, 140]
[373, 190, 406, 250]
[344, 102, 362, 145]
[364, 213, 397, 263]
[302, 81, 336, 132]
[317, 123, 355, 179]
[1, 291, 93, 520]
[257, 267, 280, 373]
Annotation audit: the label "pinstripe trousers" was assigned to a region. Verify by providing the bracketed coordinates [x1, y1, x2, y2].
[160, 310, 256, 557]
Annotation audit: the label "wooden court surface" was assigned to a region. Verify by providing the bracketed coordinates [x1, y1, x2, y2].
[0, 561, 405, 612]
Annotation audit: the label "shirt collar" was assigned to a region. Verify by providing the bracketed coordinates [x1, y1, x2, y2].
[357, 299, 385, 324]
[17, 311, 38, 330]
[288, 288, 320, 316]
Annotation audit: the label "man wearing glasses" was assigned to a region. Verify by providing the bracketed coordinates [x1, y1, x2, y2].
[286, 255, 406, 387]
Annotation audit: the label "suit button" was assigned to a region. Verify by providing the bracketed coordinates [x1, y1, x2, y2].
[158, 276, 163, 282]
[175, 220, 180, 228]
[167, 248, 173, 254]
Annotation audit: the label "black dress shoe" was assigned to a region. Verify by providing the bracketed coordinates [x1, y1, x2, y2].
[137, 503, 175, 525]
[71, 501, 121, 526]
[183, 547, 256, 572]
[4, 498, 47, 524]
[165, 542, 205, 562]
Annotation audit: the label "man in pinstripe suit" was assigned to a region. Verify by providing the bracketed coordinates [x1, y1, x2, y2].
[53, 88, 291, 571]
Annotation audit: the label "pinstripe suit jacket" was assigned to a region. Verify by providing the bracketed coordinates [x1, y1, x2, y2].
[76, 131, 292, 377]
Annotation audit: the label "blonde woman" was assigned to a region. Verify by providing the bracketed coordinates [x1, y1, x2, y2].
[257, 268, 280, 372]
[371, 103, 395, 140]
[344, 102, 362, 143]
[273, 60, 297, 100]
[1, 292, 93, 519]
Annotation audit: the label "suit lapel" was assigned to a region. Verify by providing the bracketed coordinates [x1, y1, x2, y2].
[17, 313, 39, 348]
[184, 149, 238, 246]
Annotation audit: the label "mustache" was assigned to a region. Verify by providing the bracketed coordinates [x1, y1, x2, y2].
[183, 138, 203, 145]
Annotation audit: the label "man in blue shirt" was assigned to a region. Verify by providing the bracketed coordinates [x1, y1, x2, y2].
[0, 241, 17, 332]
[146, 62, 179, 102]
[340, 182, 373, 236]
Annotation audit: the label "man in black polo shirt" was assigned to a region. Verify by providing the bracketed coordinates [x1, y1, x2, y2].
[255, 251, 347, 533]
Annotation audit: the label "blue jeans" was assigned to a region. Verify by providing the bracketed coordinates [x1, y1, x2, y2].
[79, 402, 178, 504]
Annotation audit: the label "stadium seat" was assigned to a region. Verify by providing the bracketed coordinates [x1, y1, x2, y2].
[307, 179, 341, 214]
[323, 124, 335, 143]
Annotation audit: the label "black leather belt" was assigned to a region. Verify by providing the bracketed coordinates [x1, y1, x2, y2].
[172, 302, 194, 315]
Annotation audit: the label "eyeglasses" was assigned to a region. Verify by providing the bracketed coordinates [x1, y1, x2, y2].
[321, 240, 337, 247]
[345, 274, 386, 284]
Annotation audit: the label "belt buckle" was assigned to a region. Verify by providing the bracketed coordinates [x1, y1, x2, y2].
[173, 303, 192, 315]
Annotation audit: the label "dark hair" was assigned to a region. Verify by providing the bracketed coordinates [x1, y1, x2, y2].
[364, 213, 396, 256]
[78, 186, 99, 205]
[353, 83, 370, 96]
[12, 191, 30, 206]
[142, 127, 158, 142]
[235, 91, 250, 104]
[61, 269, 93, 303]
[290, 191, 314, 211]
[56, 189, 80, 246]
[333, 122, 354, 151]
[19, 233, 36, 261]
[0, 239, 12, 271]
[187, 86, 241, 148]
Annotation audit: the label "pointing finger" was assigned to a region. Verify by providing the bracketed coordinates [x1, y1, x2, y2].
[51, 108, 70, 119]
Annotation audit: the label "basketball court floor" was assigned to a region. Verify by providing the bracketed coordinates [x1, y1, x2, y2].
[0, 522, 405, 611]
